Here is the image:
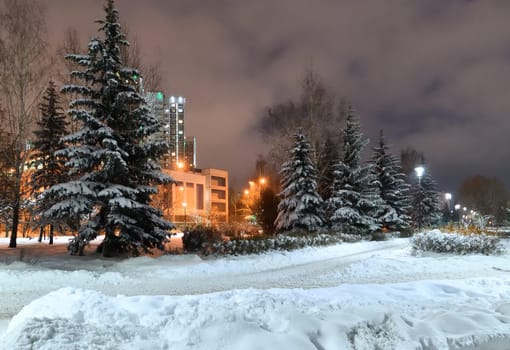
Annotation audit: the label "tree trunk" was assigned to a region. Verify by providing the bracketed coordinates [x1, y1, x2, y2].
[8, 199, 20, 248]
[38, 226, 44, 242]
[49, 224, 54, 245]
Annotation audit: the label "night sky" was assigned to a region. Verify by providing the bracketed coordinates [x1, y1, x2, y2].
[44, 0, 510, 192]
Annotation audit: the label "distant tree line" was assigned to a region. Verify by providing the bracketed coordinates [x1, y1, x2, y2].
[272, 111, 441, 236]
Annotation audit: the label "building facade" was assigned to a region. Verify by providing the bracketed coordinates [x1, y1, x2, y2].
[158, 168, 229, 227]
[146, 92, 197, 170]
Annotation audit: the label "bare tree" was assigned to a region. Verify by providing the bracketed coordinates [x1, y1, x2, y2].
[400, 147, 425, 180]
[0, 0, 48, 248]
[120, 23, 162, 92]
[457, 176, 509, 224]
[258, 69, 346, 199]
[54, 27, 84, 133]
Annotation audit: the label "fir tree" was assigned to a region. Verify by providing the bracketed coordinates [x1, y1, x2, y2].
[371, 130, 412, 231]
[275, 128, 325, 233]
[316, 136, 339, 202]
[30, 81, 69, 244]
[327, 110, 380, 235]
[411, 170, 441, 230]
[44, 0, 173, 256]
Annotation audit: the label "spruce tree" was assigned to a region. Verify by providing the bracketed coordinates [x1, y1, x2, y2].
[43, 0, 173, 256]
[371, 130, 411, 231]
[411, 169, 441, 230]
[327, 111, 380, 235]
[317, 136, 339, 202]
[275, 128, 325, 233]
[30, 81, 69, 244]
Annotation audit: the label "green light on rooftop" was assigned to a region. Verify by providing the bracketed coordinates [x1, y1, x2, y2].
[156, 92, 164, 101]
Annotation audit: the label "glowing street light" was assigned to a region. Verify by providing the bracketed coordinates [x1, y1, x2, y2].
[445, 193, 452, 209]
[414, 166, 425, 184]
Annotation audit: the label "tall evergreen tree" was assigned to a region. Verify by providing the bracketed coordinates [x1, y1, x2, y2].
[327, 110, 380, 235]
[371, 130, 411, 231]
[30, 81, 69, 244]
[44, 0, 173, 256]
[316, 136, 339, 201]
[411, 170, 441, 230]
[275, 128, 325, 233]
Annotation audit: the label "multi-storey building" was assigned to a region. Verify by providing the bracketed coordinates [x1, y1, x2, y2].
[144, 88, 228, 225]
[145, 91, 196, 170]
[158, 168, 229, 227]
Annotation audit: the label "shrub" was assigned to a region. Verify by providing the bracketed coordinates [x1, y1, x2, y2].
[411, 229, 503, 255]
[181, 226, 223, 253]
[208, 233, 343, 256]
[216, 222, 261, 239]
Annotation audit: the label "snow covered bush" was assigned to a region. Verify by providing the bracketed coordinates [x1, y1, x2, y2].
[216, 222, 261, 239]
[411, 229, 503, 255]
[182, 226, 223, 253]
[208, 233, 343, 256]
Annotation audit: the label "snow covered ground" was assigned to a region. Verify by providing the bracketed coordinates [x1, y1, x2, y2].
[0, 234, 509, 349]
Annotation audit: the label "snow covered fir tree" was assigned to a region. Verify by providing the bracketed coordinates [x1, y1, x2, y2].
[370, 130, 412, 232]
[327, 110, 380, 235]
[411, 167, 442, 229]
[43, 0, 174, 256]
[30, 81, 69, 245]
[275, 128, 325, 233]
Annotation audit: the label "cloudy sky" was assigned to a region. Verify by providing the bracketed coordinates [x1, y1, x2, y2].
[44, 0, 510, 192]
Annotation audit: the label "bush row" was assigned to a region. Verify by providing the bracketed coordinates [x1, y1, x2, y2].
[181, 226, 364, 255]
[411, 229, 503, 255]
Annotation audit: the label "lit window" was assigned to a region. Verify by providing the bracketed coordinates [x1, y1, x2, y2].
[179, 131, 183, 134]
[178, 120, 183, 124]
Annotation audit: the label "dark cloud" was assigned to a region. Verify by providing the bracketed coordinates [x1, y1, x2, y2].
[44, 0, 510, 192]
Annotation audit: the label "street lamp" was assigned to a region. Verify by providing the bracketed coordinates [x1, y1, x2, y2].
[454, 204, 461, 224]
[414, 166, 425, 184]
[413, 166, 425, 231]
[445, 193, 452, 205]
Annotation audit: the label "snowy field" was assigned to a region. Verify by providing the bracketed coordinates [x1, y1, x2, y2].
[0, 233, 509, 349]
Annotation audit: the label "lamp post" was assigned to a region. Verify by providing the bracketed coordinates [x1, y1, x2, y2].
[445, 193, 452, 208]
[454, 204, 461, 224]
[414, 166, 425, 184]
[414, 166, 425, 231]
[444, 193, 452, 223]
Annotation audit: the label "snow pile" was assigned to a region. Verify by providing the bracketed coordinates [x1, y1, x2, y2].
[411, 229, 502, 255]
[3, 278, 510, 350]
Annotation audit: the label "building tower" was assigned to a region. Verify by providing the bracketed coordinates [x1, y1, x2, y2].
[145, 91, 196, 170]
[168, 95, 195, 170]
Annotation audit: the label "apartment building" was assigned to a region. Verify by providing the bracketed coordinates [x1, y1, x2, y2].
[160, 168, 229, 227]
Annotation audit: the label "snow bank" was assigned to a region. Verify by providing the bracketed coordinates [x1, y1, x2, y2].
[3, 278, 510, 350]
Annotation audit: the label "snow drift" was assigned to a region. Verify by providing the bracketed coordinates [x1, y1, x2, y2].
[3, 278, 510, 350]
